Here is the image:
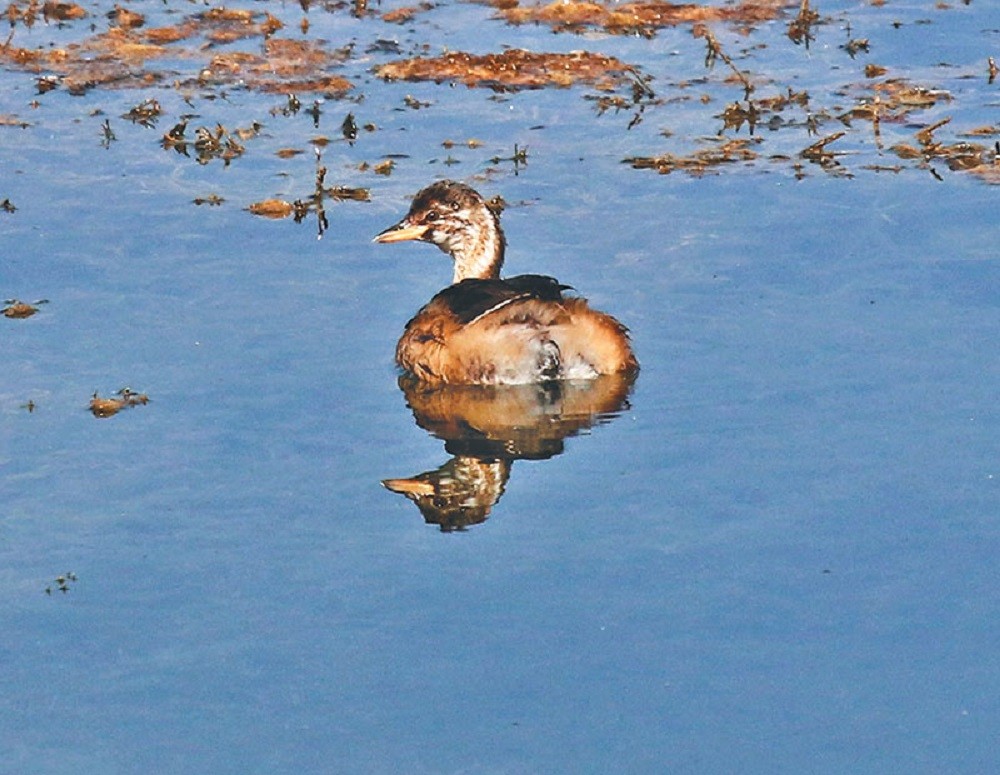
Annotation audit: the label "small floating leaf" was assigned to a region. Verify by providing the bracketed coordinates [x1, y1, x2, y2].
[89, 388, 149, 418]
[248, 199, 295, 218]
[500, 0, 781, 34]
[3, 299, 48, 318]
[376, 49, 637, 91]
[43, 2, 87, 21]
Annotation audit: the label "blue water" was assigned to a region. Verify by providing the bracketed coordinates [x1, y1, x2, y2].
[2, 1, 998, 772]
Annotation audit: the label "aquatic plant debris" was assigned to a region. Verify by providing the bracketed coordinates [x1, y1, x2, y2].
[44, 572, 78, 595]
[787, 0, 820, 46]
[161, 121, 251, 166]
[89, 388, 149, 418]
[0, 0, 992, 186]
[248, 199, 295, 219]
[375, 49, 637, 90]
[841, 79, 952, 125]
[890, 118, 1000, 183]
[123, 98, 161, 126]
[625, 139, 758, 176]
[0, 6, 352, 95]
[497, 0, 784, 34]
[3, 299, 47, 318]
[0, 113, 30, 128]
[616, 17, 996, 184]
[206, 39, 354, 94]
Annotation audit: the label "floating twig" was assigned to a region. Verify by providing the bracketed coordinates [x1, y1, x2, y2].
[3, 299, 48, 318]
[90, 388, 149, 418]
[697, 27, 755, 100]
[787, 0, 820, 48]
[801, 130, 846, 159]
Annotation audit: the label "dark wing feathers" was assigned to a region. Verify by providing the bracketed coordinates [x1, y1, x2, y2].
[432, 275, 569, 324]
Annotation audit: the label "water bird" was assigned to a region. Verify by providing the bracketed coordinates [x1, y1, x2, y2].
[382, 373, 635, 529]
[373, 180, 637, 385]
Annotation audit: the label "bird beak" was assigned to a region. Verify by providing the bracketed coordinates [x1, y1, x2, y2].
[382, 477, 435, 496]
[373, 218, 430, 244]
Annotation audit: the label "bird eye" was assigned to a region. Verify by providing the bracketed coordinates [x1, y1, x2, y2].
[425, 209, 439, 222]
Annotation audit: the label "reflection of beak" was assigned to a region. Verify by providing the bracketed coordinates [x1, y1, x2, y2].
[382, 477, 435, 496]
[373, 219, 430, 244]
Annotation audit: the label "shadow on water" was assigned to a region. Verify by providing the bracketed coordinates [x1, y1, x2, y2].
[384, 371, 636, 530]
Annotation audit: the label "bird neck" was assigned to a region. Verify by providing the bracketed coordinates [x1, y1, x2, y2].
[451, 208, 506, 283]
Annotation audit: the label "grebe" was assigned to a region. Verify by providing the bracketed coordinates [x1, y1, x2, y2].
[374, 180, 637, 385]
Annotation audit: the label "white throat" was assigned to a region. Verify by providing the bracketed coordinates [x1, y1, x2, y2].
[449, 209, 505, 283]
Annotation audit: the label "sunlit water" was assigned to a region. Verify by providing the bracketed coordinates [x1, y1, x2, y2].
[2, 1, 998, 772]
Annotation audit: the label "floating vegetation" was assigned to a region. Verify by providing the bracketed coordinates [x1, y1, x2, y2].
[798, 130, 850, 176]
[890, 118, 1000, 183]
[3, 298, 47, 318]
[620, 17, 986, 183]
[109, 4, 144, 30]
[341, 112, 358, 142]
[0, 114, 30, 128]
[402, 94, 432, 110]
[246, 151, 369, 236]
[100, 118, 115, 146]
[42, 2, 86, 22]
[800, 130, 846, 159]
[624, 138, 758, 176]
[205, 39, 353, 94]
[89, 387, 149, 418]
[0, 7, 352, 95]
[247, 199, 296, 219]
[442, 138, 484, 149]
[497, 0, 783, 36]
[191, 124, 245, 164]
[961, 126, 1000, 138]
[836, 78, 953, 149]
[0, 0, 992, 188]
[36, 75, 58, 94]
[842, 38, 870, 59]
[122, 98, 161, 126]
[382, 4, 430, 24]
[376, 49, 637, 91]
[161, 121, 250, 166]
[489, 144, 529, 173]
[44, 571, 77, 595]
[196, 7, 283, 44]
[326, 186, 371, 202]
[787, 0, 821, 47]
[717, 89, 810, 133]
[698, 27, 754, 99]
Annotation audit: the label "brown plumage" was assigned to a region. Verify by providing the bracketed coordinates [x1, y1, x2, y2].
[382, 372, 637, 529]
[374, 180, 638, 385]
[383, 456, 511, 531]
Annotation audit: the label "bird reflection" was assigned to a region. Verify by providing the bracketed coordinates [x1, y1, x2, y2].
[383, 371, 636, 530]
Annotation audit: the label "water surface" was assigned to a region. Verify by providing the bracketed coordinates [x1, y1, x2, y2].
[2, 0, 998, 772]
